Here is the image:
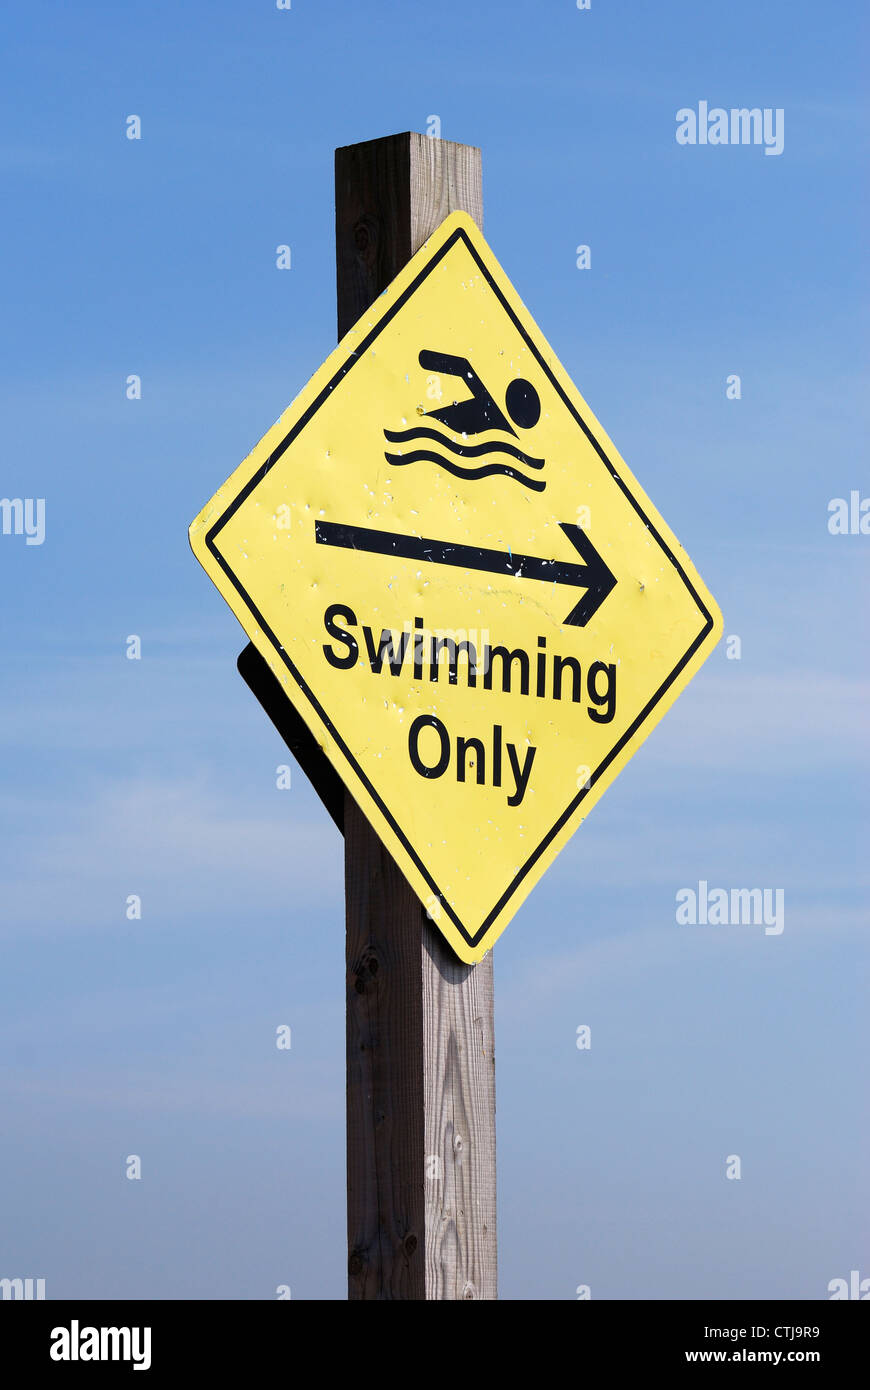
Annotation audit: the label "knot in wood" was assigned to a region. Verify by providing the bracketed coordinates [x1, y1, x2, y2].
[352, 950, 380, 993]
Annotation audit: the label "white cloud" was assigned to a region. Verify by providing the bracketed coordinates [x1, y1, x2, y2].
[498, 902, 868, 1025]
[0, 774, 341, 938]
[643, 669, 870, 771]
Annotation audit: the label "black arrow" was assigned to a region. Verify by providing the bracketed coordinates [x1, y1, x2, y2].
[314, 519, 616, 627]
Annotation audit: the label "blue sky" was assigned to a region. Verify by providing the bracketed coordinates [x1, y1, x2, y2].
[0, 0, 866, 1299]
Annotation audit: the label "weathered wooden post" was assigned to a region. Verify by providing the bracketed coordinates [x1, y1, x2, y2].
[336, 132, 497, 1301]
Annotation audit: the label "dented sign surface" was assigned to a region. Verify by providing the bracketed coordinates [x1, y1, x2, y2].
[189, 212, 722, 962]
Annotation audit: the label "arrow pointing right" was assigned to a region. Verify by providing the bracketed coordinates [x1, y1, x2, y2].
[556, 521, 618, 627]
[314, 519, 617, 628]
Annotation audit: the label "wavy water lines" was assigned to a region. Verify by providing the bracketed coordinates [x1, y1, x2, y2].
[383, 425, 546, 492]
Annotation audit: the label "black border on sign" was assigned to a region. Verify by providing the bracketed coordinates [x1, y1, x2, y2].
[206, 226, 714, 949]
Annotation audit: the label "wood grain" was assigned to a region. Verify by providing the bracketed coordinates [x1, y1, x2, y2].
[345, 794, 426, 1300]
[336, 132, 496, 1300]
[422, 924, 496, 1300]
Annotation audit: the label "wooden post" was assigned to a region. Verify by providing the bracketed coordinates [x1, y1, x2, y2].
[336, 132, 497, 1301]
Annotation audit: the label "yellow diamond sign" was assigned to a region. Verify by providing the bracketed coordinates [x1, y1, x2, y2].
[189, 212, 722, 963]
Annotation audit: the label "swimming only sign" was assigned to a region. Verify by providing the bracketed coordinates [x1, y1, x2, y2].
[189, 212, 722, 962]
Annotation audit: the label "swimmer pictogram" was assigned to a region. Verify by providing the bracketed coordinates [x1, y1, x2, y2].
[384, 349, 547, 491]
